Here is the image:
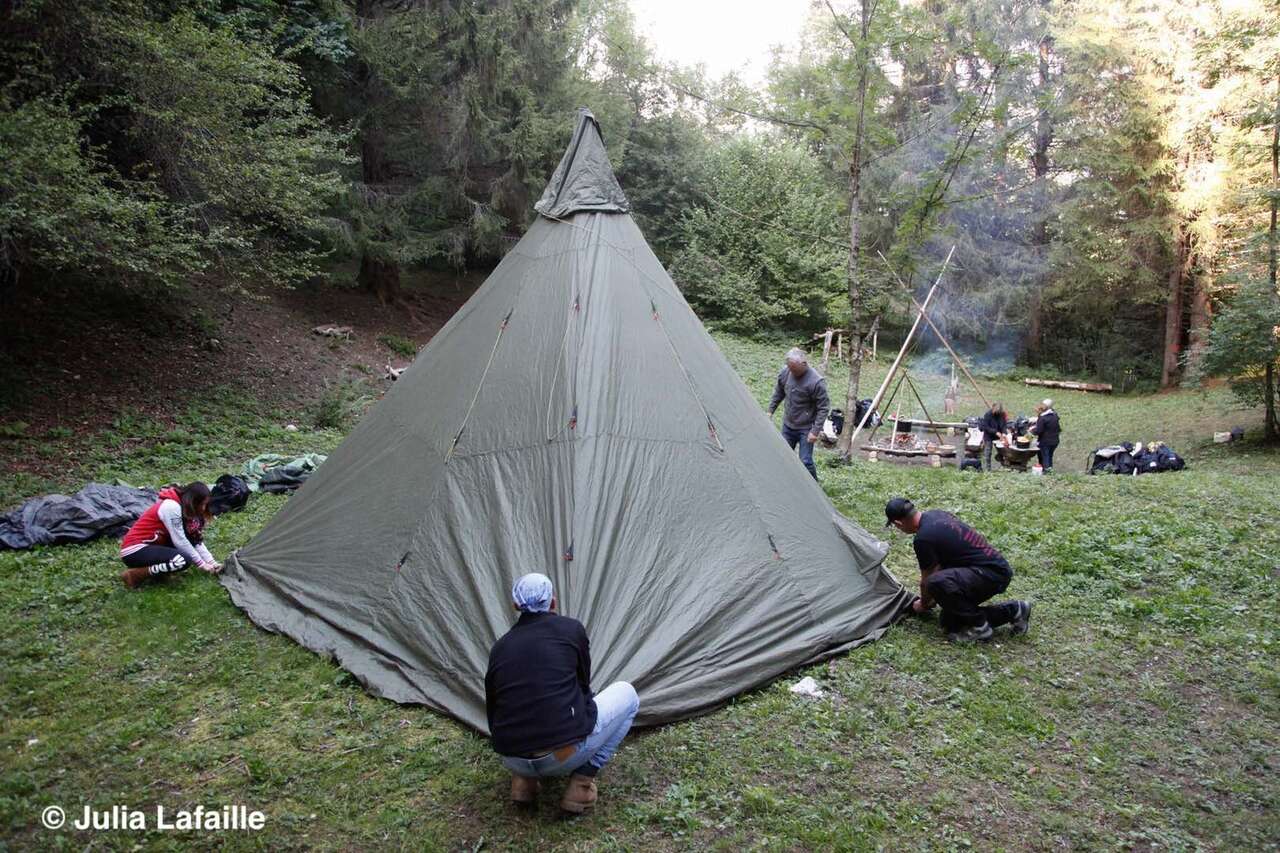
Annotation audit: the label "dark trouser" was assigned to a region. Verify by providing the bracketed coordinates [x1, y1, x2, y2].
[782, 425, 818, 480]
[121, 545, 189, 575]
[1038, 442, 1058, 471]
[925, 565, 1018, 632]
[983, 438, 996, 471]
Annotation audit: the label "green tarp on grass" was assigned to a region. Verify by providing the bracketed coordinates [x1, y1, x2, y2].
[222, 109, 910, 733]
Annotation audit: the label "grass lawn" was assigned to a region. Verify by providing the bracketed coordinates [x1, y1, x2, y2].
[1, 335, 1277, 850]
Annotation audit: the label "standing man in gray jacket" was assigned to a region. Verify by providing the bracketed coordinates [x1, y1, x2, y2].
[767, 348, 831, 481]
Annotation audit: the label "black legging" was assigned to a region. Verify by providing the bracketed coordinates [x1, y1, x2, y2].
[122, 545, 189, 575]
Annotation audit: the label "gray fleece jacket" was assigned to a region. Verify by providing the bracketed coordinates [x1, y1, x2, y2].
[768, 366, 831, 435]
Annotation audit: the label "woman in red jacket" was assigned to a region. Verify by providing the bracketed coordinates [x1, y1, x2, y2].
[119, 482, 221, 588]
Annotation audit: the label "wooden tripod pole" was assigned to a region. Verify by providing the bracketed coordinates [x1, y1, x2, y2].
[846, 246, 955, 451]
[877, 250, 992, 410]
[862, 370, 908, 449]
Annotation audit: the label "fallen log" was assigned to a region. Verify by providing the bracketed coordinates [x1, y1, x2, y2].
[1024, 378, 1112, 393]
[886, 415, 969, 431]
[313, 324, 354, 340]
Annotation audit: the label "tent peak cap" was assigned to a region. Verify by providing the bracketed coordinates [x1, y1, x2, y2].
[534, 109, 630, 219]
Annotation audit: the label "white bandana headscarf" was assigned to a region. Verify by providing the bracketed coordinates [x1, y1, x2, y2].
[511, 573, 554, 612]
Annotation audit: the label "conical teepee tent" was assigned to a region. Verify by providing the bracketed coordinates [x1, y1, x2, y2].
[222, 110, 910, 732]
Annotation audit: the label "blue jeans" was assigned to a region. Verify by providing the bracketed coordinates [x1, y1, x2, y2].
[500, 682, 639, 778]
[782, 425, 818, 480]
[1038, 442, 1057, 471]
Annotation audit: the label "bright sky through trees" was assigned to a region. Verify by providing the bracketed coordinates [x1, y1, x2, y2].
[627, 0, 812, 83]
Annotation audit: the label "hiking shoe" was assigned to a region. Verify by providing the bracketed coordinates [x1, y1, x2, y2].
[559, 773, 598, 815]
[510, 775, 539, 807]
[120, 567, 150, 589]
[946, 622, 993, 644]
[1009, 601, 1033, 636]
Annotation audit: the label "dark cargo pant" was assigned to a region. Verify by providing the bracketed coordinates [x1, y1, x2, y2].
[924, 565, 1018, 632]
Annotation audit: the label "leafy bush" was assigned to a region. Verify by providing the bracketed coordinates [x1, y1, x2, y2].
[0, 1, 351, 289]
[669, 136, 849, 335]
[377, 333, 418, 359]
[312, 380, 374, 431]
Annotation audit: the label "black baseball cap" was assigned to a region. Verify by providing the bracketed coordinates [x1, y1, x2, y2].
[884, 497, 916, 527]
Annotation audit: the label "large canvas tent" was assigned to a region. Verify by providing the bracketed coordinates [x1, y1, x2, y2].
[221, 110, 910, 732]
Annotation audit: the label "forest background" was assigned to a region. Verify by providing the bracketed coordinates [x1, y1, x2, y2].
[2, 0, 1277, 433]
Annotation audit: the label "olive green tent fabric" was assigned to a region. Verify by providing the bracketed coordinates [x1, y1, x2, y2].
[222, 109, 911, 734]
[534, 109, 629, 218]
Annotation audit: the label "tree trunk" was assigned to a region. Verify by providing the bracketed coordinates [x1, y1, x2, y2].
[358, 254, 401, 305]
[1025, 30, 1054, 366]
[835, 0, 875, 461]
[1161, 225, 1188, 388]
[1185, 271, 1212, 377]
[1267, 74, 1278, 441]
[1267, 361, 1277, 442]
[354, 2, 402, 303]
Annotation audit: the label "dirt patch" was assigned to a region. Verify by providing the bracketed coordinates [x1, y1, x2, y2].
[0, 272, 482, 448]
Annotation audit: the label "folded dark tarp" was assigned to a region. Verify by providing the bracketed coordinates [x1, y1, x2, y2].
[240, 453, 327, 494]
[0, 484, 159, 550]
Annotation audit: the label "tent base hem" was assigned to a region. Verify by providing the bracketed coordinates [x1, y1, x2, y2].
[221, 550, 913, 734]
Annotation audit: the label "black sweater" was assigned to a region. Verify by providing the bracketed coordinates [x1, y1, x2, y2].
[979, 409, 1009, 439]
[1033, 410, 1061, 446]
[485, 611, 597, 756]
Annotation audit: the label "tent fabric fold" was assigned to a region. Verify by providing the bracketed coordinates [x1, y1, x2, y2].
[533, 108, 630, 218]
[222, 110, 910, 734]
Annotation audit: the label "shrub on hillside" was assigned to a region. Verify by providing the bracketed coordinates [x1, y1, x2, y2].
[312, 380, 374, 431]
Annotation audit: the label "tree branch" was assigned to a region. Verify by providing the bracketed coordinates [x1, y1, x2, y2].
[664, 80, 831, 134]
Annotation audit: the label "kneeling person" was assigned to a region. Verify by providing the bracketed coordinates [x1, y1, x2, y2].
[486, 573, 639, 815]
[884, 498, 1031, 643]
[119, 482, 221, 588]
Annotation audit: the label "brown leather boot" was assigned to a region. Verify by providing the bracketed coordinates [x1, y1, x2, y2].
[559, 773, 598, 815]
[510, 775, 539, 806]
[120, 567, 151, 589]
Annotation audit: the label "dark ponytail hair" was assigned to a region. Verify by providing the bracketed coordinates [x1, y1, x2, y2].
[178, 482, 213, 523]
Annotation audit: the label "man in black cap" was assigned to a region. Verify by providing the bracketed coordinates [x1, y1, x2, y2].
[884, 497, 1031, 643]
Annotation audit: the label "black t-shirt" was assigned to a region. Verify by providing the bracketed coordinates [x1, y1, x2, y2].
[913, 510, 1011, 576]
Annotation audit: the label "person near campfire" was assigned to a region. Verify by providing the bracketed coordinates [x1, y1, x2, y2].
[1031, 399, 1061, 472]
[978, 402, 1011, 472]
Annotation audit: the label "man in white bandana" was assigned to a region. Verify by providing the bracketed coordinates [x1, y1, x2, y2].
[485, 573, 640, 815]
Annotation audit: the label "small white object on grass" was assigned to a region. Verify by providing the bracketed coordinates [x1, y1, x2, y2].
[789, 676, 825, 699]
[285, 424, 298, 432]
